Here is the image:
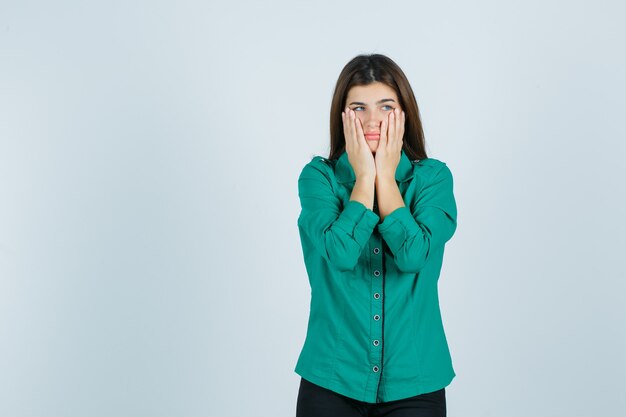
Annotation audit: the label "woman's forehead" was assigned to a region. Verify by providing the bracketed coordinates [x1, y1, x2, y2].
[347, 82, 398, 101]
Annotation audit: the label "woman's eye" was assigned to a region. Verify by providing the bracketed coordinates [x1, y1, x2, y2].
[352, 106, 395, 111]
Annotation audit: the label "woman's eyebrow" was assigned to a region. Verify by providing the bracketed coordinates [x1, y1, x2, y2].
[348, 98, 396, 106]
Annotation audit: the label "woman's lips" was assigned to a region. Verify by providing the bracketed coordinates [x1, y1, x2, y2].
[365, 134, 380, 141]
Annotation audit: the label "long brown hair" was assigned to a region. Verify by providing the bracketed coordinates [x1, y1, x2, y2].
[328, 54, 428, 161]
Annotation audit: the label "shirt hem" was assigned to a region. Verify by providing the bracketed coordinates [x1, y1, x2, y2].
[379, 370, 456, 402]
[294, 367, 373, 402]
[294, 366, 456, 404]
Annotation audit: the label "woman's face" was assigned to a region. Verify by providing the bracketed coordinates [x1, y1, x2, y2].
[345, 81, 402, 153]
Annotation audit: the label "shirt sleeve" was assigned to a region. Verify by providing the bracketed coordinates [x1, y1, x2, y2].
[378, 163, 458, 273]
[297, 159, 380, 272]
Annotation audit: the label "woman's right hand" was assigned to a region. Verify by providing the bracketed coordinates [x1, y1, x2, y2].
[342, 107, 376, 181]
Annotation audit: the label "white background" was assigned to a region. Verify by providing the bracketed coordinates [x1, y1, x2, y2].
[1, 1, 625, 416]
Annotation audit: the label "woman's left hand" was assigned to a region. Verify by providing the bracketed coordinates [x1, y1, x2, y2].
[375, 108, 405, 181]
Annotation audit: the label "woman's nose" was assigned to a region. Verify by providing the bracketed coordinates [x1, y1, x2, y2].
[363, 111, 383, 127]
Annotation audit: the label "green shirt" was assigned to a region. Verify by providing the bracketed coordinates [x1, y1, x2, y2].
[294, 149, 458, 403]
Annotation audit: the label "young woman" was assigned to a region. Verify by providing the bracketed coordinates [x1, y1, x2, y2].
[294, 54, 458, 417]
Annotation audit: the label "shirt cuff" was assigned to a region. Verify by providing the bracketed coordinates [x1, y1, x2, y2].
[333, 200, 380, 246]
[377, 206, 418, 253]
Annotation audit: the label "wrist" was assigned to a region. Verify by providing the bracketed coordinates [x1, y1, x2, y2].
[375, 174, 395, 185]
[355, 174, 376, 185]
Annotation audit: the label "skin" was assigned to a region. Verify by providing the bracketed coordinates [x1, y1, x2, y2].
[341, 81, 406, 220]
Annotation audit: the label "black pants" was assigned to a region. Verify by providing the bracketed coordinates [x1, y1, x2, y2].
[296, 378, 446, 417]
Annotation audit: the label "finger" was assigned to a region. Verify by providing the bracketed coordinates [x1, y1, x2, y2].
[346, 109, 355, 151]
[343, 107, 355, 151]
[390, 109, 398, 146]
[350, 109, 360, 150]
[393, 109, 403, 154]
[387, 111, 395, 148]
[354, 114, 367, 148]
[379, 115, 388, 150]
[342, 108, 350, 151]
[352, 110, 366, 151]
[395, 108, 402, 139]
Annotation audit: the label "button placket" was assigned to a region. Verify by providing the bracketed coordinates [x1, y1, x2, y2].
[369, 234, 384, 382]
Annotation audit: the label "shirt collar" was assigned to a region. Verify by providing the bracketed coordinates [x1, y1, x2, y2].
[335, 149, 414, 184]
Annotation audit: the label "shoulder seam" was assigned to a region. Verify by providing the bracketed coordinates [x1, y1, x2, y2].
[310, 155, 333, 165]
[300, 156, 336, 191]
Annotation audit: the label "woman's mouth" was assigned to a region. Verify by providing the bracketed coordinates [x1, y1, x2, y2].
[365, 133, 380, 141]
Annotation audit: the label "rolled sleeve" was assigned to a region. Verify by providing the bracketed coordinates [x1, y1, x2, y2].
[378, 164, 457, 273]
[297, 159, 380, 272]
[333, 200, 381, 243]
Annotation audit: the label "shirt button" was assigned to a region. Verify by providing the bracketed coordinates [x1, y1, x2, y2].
[373, 247, 380, 254]
[373, 365, 379, 373]
[373, 293, 380, 299]
[373, 270, 380, 277]
[373, 340, 380, 346]
[373, 314, 380, 321]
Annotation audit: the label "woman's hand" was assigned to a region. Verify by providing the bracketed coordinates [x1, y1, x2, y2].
[374, 108, 405, 181]
[342, 107, 376, 181]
